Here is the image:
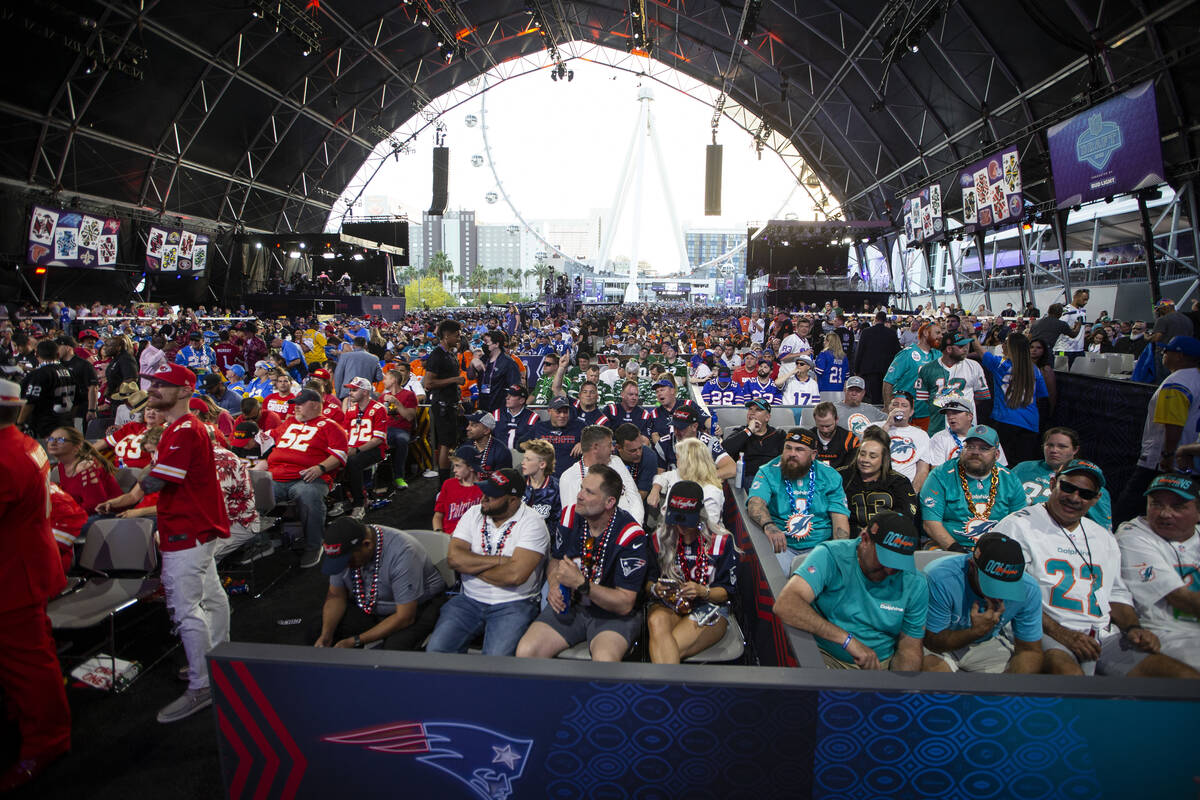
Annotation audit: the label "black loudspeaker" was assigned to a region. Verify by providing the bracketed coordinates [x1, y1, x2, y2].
[704, 144, 723, 216]
[428, 147, 449, 216]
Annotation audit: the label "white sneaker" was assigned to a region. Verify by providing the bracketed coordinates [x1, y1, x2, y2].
[327, 502, 346, 518]
[422, 468, 439, 478]
[157, 687, 212, 723]
[349, 506, 366, 520]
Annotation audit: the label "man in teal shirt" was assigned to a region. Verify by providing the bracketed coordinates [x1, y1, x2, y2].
[920, 425, 1026, 550]
[747, 429, 850, 573]
[883, 321, 941, 407]
[775, 512, 927, 669]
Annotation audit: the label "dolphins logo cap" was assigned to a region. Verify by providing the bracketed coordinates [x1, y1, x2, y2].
[868, 512, 918, 572]
[973, 531, 1026, 601]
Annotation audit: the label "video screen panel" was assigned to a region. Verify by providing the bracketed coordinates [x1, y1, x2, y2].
[146, 226, 209, 272]
[1047, 80, 1164, 208]
[957, 146, 1022, 235]
[27, 205, 121, 268]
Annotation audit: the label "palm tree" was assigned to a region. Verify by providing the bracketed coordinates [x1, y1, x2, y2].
[531, 260, 554, 297]
[428, 251, 453, 287]
[468, 266, 486, 304]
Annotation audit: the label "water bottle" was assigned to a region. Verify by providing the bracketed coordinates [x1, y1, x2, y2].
[735, 454, 745, 489]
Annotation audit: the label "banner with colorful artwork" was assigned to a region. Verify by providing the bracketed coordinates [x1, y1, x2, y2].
[1047, 81, 1163, 209]
[902, 184, 942, 244]
[27, 206, 121, 268]
[957, 146, 1023, 235]
[145, 226, 209, 272]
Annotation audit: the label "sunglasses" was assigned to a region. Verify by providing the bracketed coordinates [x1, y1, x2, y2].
[45, 436, 70, 444]
[1057, 480, 1100, 501]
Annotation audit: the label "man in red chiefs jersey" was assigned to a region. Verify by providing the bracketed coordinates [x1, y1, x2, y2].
[307, 378, 344, 427]
[135, 363, 231, 724]
[262, 371, 297, 420]
[260, 387, 348, 568]
[0, 378, 71, 790]
[234, 395, 281, 438]
[336, 377, 388, 520]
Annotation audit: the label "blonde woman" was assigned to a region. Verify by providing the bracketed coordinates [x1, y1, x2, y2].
[46, 427, 122, 515]
[647, 437, 724, 522]
[645, 481, 738, 664]
[814, 332, 849, 402]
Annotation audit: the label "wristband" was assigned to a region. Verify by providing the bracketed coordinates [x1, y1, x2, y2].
[318, 462, 327, 474]
[841, 634, 853, 650]
[353, 634, 364, 648]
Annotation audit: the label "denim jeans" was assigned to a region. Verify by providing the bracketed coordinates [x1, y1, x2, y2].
[425, 594, 541, 656]
[387, 428, 412, 478]
[273, 478, 328, 548]
[342, 448, 383, 505]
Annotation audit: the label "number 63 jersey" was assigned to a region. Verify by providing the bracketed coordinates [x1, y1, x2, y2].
[266, 417, 349, 485]
[995, 503, 1132, 635]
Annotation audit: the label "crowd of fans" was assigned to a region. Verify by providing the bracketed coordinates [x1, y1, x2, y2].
[2, 287, 1199, 789]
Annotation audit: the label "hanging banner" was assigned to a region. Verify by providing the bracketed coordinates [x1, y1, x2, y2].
[146, 226, 210, 272]
[957, 145, 1022, 235]
[902, 184, 942, 244]
[1047, 81, 1164, 208]
[27, 205, 122, 268]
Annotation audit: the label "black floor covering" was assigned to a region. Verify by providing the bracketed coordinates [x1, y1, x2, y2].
[7, 475, 442, 800]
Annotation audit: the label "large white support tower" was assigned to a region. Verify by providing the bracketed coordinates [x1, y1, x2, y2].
[594, 86, 691, 303]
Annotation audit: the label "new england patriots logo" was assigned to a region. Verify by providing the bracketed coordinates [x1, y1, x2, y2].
[323, 721, 533, 799]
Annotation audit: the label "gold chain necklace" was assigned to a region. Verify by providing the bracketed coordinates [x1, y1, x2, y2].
[958, 463, 998, 519]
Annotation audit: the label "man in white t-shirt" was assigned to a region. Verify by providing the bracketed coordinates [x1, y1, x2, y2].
[428, 468, 549, 656]
[997, 460, 1197, 678]
[1116, 473, 1200, 670]
[1053, 289, 1090, 356]
[928, 399, 1008, 467]
[883, 392, 931, 492]
[559, 424, 644, 524]
[776, 317, 814, 384]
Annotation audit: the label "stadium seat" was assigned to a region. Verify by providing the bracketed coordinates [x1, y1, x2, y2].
[915, 549, 957, 572]
[85, 415, 114, 440]
[1053, 355, 1068, 371]
[47, 517, 161, 692]
[683, 615, 746, 664]
[115, 466, 140, 493]
[406, 528, 455, 587]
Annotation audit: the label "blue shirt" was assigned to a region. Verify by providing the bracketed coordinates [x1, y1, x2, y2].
[739, 378, 783, 405]
[981, 352, 1048, 433]
[796, 540, 929, 662]
[280, 339, 305, 380]
[748, 457, 849, 552]
[701, 379, 740, 406]
[924, 554, 1043, 643]
[814, 351, 848, 392]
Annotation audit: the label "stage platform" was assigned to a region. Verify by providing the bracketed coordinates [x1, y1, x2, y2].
[753, 286, 891, 312]
[244, 293, 405, 321]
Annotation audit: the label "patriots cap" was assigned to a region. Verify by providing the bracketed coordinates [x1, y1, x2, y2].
[548, 396, 572, 410]
[321, 517, 370, 575]
[477, 467, 525, 498]
[672, 405, 701, 427]
[465, 411, 496, 430]
[1057, 458, 1106, 489]
[452, 444, 482, 472]
[868, 512, 918, 572]
[1144, 472, 1198, 501]
[140, 362, 196, 388]
[665, 480, 704, 528]
[505, 384, 529, 398]
[973, 531, 1026, 601]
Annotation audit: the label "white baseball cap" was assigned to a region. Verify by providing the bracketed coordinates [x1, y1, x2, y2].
[347, 376, 374, 391]
[0, 378, 22, 406]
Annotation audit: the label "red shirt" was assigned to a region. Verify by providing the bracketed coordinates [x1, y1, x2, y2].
[0, 425, 66, 608]
[345, 399, 389, 457]
[731, 366, 756, 385]
[57, 460, 122, 515]
[264, 392, 296, 420]
[433, 478, 482, 536]
[106, 420, 152, 469]
[151, 414, 231, 551]
[50, 483, 87, 577]
[235, 409, 281, 434]
[322, 395, 345, 427]
[383, 388, 418, 433]
[266, 417, 349, 485]
[212, 341, 243, 373]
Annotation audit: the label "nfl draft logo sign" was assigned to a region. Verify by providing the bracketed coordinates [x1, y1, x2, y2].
[324, 721, 533, 800]
[1075, 113, 1123, 170]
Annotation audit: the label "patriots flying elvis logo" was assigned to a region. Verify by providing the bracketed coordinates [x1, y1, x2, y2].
[323, 721, 533, 800]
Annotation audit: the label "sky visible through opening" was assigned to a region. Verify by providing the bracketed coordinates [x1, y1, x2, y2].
[350, 51, 822, 274]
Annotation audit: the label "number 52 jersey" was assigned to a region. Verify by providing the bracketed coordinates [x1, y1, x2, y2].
[266, 417, 349, 485]
[996, 504, 1132, 635]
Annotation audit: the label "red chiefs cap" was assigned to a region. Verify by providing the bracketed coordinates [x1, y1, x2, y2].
[140, 362, 197, 388]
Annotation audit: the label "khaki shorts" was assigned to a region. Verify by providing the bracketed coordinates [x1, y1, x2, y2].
[821, 649, 896, 670]
[923, 633, 1015, 673]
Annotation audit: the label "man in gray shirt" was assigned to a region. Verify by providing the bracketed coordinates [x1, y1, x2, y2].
[312, 519, 447, 650]
[832, 376, 886, 439]
[332, 336, 384, 398]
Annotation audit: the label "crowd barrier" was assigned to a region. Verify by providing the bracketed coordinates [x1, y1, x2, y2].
[1047, 371, 1155, 491]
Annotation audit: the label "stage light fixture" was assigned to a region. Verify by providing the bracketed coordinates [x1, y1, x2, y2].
[299, 242, 306, 249]
[352, 253, 364, 261]
[322, 252, 336, 259]
[288, 250, 301, 258]
[255, 242, 262, 248]
[34, 266, 46, 276]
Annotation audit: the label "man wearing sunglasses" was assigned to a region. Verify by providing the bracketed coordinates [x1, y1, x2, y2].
[920, 425, 1025, 551]
[997, 460, 1199, 678]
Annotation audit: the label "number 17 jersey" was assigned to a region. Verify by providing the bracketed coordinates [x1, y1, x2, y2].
[996, 504, 1132, 635]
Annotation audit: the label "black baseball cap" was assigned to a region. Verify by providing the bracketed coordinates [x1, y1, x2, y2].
[230, 420, 261, 457]
[665, 481, 703, 528]
[478, 467, 525, 498]
[322, 518, 370, 575]
[548, 396, 571, 410]
[973, 531, 1026, 601]
[672, 406, 701, 427]
[785, 428, 817, 449]
[452, 444, 482, 472]
[868, 512, 918, 572]
[745, 397, 772, 412]
[288, 388, 323, 405]
[505, 384, 528, 398]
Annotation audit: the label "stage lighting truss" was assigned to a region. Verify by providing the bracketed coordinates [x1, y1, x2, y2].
[627, 0, 652, 55]
[249, 0, 321, 57]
